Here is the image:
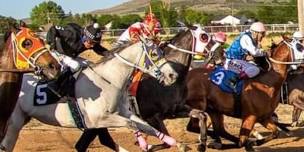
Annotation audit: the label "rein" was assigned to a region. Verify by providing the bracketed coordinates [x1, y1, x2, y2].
[167, 44, 198, 55]
[114, 53, 151, 74]
[0, 32, 49, 73]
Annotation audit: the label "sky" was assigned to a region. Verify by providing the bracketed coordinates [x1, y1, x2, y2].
[0, 0, 129, 19]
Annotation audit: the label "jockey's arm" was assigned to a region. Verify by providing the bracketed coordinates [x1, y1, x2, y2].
[129, 27, 141, 43]
[46, 26, 61, 50]
[92, 44, 110, 56]
[240, 35, 265, 57]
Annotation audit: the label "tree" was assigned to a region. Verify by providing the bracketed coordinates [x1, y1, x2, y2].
[30, 1, 65, 25]
[235, 10, 256, 19]
[96, 14, 115, 26]
[0, 15, 17, 33]
[148, 0, 178, 27]
[180, 8, 211, 25]
[256, 0, 297, 24]
[61, 11, 74, 25]
[119, 14, 142, 29]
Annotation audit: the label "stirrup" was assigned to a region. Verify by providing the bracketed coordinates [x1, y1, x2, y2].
[128, 95, 141, 117]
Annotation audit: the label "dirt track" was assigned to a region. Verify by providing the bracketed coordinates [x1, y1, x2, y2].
[13, 104, 304, 152]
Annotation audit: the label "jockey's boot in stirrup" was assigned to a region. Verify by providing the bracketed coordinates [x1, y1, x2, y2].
[228, 76, 238, 92]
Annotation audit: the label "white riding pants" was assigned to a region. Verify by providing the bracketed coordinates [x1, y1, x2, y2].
[224, 59, 260, 78]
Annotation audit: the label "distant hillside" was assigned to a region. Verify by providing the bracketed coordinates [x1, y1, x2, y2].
[90, 0, 290, 16]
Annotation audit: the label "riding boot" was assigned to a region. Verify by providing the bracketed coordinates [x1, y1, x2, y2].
[228, 76, 239, 92]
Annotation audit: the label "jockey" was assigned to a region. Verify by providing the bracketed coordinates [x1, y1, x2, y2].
[113, 13, 161, 48]
[290, 31, 304, 70]
[224, 22, 267, 79]
[206, 31, 227, 68]
[46, 22, 109, 73]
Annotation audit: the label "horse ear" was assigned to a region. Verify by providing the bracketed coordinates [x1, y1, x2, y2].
[19, 20, 27, 28]
[281, 34, 289, 41]
[187, 25, 198, 30]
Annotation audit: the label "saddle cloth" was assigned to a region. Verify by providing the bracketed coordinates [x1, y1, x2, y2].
[210, 67, 244, 95]
[34, 69, 75, 106]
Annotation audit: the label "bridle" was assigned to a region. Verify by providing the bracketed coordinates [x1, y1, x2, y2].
[0, 29, 52, 74]
[167, 28, 218, 59]
[268, 40, 303, 65]
[114, 38, 170, 79]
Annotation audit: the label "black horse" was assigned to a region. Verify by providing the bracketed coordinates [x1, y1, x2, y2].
[76, 26, 217, 152]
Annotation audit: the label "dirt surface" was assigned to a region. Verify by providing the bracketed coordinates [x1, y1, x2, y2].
[13, 104, 304, 152]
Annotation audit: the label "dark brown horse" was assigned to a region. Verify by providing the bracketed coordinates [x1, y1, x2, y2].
[0, 25, 61, 146]
[186, 38, 294, 151]
[76, 26, 218, 152]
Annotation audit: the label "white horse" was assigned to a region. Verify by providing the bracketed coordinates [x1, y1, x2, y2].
[0, 42, 180, 152]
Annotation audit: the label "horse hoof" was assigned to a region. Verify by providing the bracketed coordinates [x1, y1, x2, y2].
[207, 141, 222, 149]
[0, 145, 6, 152]
[291, 122, 298, 127]
[176, 143, 187, 152]
[245, 140, 256, 152]
[296, 121, 304, 127]
[197, 144, 206, 152]
[147, 143, 170, 151]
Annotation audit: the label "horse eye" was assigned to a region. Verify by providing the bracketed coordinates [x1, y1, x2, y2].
[200, 33, 209, 43]
[22, 39, 33, 49]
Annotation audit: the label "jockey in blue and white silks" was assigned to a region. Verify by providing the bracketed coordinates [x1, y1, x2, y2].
[224, 22, 267, 79]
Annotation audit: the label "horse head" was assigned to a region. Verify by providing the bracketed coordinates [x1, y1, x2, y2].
[3, 23, 61, 80]
[162, 24, 220, 76]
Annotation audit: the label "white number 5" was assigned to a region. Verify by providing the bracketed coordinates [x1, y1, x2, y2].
[37, 84, 47, 104]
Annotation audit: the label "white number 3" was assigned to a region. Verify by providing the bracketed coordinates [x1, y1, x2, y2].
[212, 71, 225, 85]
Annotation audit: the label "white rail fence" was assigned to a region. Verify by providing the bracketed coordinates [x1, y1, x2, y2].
[101, 24, 299, 39]
[0, 24, 299, 41]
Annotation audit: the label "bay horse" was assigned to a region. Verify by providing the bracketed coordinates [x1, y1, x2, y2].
[76, 25, 220, 152]
[0, 41, 183, 152]
[0, 25, 61, 144]
[186, 38, 295, 151]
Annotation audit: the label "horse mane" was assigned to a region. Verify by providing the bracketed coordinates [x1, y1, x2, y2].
[168, 29, 189, 44]
[93, 42, 133, 65]
[0, 31, 12, 57]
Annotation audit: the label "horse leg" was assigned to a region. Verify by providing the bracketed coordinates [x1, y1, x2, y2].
[0, 119, 8, 143]
[206, 112, 222, 150]
[291, 106, 303, 127]
[75, 128, 119, 152]
[145, 114, 171, 151]
[0, 104, 29, 152]
[189, 109, 208, 152]
[127, 114, 186, 151]
[239, 115, 257, 152]
[207, 112, 239, 149]
[75, 129, 98, 152]
[255, 118, 279, 146]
